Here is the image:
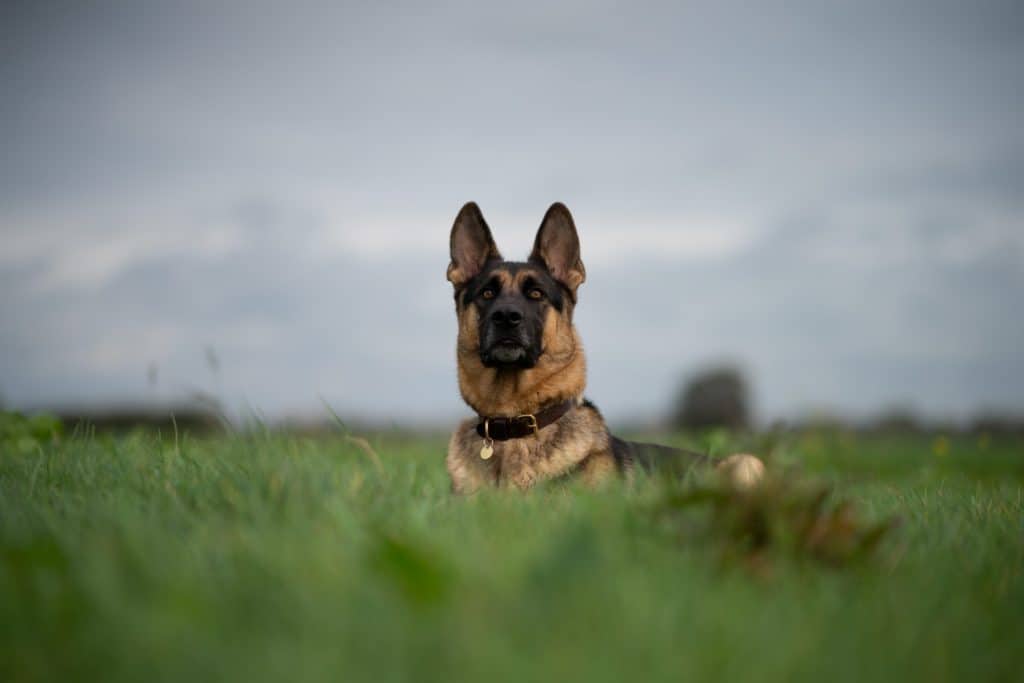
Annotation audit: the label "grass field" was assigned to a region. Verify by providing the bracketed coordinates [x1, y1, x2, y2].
[2, 421, 1023, 683]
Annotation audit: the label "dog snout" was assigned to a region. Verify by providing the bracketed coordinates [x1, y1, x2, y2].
[490, 306, 523, 328]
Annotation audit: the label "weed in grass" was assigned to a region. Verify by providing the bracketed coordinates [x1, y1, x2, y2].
[655, 472, 900, 573]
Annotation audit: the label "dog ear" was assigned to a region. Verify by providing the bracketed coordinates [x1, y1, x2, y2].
[530, 202, 586, 298]
[447, 202, 501, 288]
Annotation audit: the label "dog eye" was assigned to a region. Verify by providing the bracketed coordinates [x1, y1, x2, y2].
[528, 288, 544, 300]
[481, 289, 496, 300]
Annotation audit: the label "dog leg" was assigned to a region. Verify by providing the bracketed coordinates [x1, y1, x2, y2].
[576, 449, 618, 488]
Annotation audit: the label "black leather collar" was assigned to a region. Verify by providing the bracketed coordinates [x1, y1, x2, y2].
[475, 400, 575, 441]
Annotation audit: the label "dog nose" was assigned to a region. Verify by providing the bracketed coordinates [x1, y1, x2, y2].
[490, 306, 522, 328]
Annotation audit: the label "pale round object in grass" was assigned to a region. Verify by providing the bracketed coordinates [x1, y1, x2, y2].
[716, 453, 765, 490]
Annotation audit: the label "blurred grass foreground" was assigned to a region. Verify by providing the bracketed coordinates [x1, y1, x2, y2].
[1, 414, 1023, 683]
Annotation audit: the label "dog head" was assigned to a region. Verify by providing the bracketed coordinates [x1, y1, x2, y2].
[447, 202, 586, 372]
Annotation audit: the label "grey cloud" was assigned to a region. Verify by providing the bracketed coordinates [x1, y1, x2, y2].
[2, 0, 1022, 422]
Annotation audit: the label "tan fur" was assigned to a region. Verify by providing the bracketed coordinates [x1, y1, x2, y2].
[446, 399, 615, 493]
[509, 268, 541, 290]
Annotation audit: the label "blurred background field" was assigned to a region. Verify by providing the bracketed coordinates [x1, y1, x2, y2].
[2, 422, 1022, 683]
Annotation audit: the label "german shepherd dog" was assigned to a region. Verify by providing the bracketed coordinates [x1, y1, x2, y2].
[445, 201, 764, 493]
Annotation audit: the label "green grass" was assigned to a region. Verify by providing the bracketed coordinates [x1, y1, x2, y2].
[1, 424, 1023, 683]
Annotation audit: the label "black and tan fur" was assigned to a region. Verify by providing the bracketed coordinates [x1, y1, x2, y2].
[445, 202, 763, 494]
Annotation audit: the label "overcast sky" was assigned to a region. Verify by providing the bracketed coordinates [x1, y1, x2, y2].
[2, 0, 1022, 424]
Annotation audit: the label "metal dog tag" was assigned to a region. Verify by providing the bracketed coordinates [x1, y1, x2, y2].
[480, 439, 494, 460]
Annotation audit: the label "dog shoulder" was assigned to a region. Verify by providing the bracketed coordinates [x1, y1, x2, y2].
[535, 399, 619, 487]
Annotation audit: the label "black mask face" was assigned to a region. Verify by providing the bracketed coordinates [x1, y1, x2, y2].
[462, 262, 566, 369]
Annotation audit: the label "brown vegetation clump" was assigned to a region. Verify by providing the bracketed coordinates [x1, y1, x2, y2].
[656, 472, 899, 572]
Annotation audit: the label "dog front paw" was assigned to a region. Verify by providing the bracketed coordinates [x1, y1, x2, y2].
[716, 453, 765, 490]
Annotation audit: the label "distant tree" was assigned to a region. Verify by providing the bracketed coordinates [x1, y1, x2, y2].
[671, 366, 750, 431]
[870, 406, 923, 433]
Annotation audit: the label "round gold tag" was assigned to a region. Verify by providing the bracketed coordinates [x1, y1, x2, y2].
[480, 441, 494, 460]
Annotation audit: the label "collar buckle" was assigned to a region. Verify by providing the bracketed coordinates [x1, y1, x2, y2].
[517, 413, 539, 437]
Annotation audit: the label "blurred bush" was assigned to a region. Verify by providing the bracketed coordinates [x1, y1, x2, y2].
[968, 412, 1024, 436]
[52, 407, 221, 433]
[671, 366, 750, 431]
[0, 411, 63, 454]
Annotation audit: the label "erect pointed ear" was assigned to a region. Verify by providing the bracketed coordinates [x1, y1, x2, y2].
[447, 202, 501, 288]
[529, 202, 586, 298]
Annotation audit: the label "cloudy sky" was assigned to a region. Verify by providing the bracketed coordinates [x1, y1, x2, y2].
[2, 0, 1022, 424]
